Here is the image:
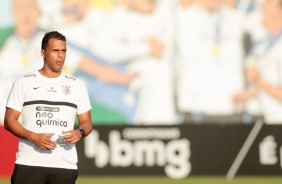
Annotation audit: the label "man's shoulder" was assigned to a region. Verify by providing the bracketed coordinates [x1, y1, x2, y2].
[15, 71, 38, 82]
[63, 73, 78, 82]
[24, 71, 37, 77]
[62, 72, 86, 86]
[11, 71, 37, 87]
[20, 70, 36, 77]
[61, 73, 87, 94]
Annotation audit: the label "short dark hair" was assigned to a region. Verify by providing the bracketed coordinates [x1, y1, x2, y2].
[41, 31, 66, 50]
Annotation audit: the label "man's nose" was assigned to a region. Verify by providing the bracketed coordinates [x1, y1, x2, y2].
[58, 51, 63, 58]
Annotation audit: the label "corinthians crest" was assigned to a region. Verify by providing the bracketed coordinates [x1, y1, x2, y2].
[62, 85, 71, 95]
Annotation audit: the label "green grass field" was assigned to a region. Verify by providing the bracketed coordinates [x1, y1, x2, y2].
[1, 176, 282, 184]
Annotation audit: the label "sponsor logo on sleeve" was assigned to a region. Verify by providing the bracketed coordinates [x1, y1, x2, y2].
[33, 87, 41, 90]
[65, 75, 76, 81]
[24, 74, 36, 77]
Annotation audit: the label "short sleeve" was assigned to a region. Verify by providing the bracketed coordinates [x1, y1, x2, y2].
[6, 76, 26, 112]
[76, 79, 91, 115]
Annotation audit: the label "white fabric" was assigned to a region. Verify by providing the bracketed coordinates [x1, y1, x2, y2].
[127, 9, 176, 124]
[243, 7, 267, 43]
[176, 5, 245, 115]
[91, 6, 149, 63]
[91, 4, 176, 124]
[52, 9, 108, 74]
[245, 34, 282, 124]
[6, 71, 91, 169]
[0, 31, 44, 123]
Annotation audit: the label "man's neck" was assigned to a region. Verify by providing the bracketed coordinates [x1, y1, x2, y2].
[38, 69, 62, 78]
[15, 28, 35, 41]
[268, 21, 282, 37]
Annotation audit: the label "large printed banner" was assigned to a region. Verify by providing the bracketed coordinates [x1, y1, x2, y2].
[77, 123, 282, 179]
[2, 124, 282, 178]
[1, 0, 261, 126]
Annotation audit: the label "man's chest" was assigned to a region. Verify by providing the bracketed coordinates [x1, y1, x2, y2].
[26, 81, 77, 103]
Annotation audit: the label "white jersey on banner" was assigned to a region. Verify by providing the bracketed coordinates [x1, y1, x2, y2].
[245, 32, 282, 124]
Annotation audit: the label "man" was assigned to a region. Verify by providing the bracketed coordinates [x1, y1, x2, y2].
[4, 31, 92, 184]
[52, 0, 138, 124]
[176, 0, 245, 123]
[233, 0, 282, 124]
[92, 0, 176, 124]
[0, 0, 44, 123]
[0, 0, 136, 125]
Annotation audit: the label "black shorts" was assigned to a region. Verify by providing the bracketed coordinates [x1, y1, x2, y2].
[11, 164, 78, 184]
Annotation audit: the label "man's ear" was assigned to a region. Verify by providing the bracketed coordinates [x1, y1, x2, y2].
[41, 49, 45, 58]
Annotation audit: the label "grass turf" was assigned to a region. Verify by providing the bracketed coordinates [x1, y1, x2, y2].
[2, 176, 282, 184]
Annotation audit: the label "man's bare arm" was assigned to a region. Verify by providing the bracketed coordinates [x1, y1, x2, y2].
[62, 110, 93, 144]
[4, 108, 56, 150]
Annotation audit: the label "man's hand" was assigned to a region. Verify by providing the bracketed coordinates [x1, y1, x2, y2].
[31, 133, 57, 150]
[246, 66, 261, 84]
[232, 89, 258, 106]
[147, 37, 164, 58]
[60, 130, 83, 144]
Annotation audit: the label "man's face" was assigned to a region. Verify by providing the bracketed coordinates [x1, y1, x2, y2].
[41, 38, 67, 73]
[221, 0, 236, 8]
[13, 0, 40, 39]
[262, 0, 282, 28]
[133, 0, 157, 13]
[62, 0, 89, 21]
[201, 0, 221, 11]
[179, 0, 194, 7]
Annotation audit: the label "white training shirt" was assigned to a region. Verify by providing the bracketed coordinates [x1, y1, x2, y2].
[176, 5, 244, 115]
[6, 71, 91, 169]
[245, 33, 282, 124]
